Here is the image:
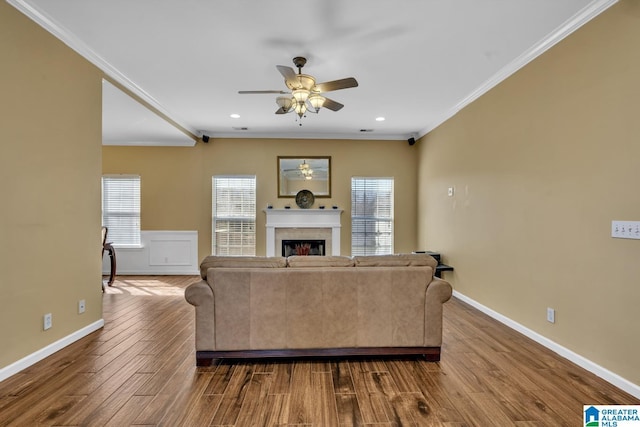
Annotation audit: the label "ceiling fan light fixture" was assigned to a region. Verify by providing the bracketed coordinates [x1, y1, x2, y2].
[292, 89, 310, 103]
[308, 94, 325, 112]
[240, 57, 358, 124]
[276, 96, 293, 112]
[294, 101, 307, 118]
[298, 160, 313, 178]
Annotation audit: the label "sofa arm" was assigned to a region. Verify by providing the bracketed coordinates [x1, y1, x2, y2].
[427, 277, 453, 303]
[184, 280, 215, 351]
[423, 277, 453, 347]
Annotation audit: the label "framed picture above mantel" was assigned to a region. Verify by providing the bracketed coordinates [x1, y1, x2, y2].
[277, 156, 331, 198]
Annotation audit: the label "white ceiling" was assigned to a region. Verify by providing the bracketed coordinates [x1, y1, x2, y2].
[10, 0, 616, 145]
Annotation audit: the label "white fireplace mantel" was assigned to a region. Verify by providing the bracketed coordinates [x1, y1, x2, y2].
[264, 208, 342, 256]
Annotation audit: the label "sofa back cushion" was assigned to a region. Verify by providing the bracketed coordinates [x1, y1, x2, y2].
[209, 267, 432, 351]
[354, 253, 438, 270]
[286, 255, 355, 268]
[199, 256, 287, 278]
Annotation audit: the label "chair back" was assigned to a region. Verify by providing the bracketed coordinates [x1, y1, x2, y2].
[102, 227, 108, 255]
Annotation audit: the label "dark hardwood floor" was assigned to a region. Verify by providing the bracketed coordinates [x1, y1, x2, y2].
[0, 275, 637, 426]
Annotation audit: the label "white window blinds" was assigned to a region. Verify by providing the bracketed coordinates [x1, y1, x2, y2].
[101, 175, 141, 247]
[212, 176, 256, 256]
[351, 177, 394, 256]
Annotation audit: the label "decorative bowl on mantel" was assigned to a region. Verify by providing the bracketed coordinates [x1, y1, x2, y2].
[295, 189, 314, 209]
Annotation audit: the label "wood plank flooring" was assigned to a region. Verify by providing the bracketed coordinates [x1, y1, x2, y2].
[0, 275, 637, 426]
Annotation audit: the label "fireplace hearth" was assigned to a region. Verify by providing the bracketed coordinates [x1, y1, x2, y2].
[282, 239, 326, 257]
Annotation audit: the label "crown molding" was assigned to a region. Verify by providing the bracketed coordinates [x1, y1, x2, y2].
[418, 0, 619, 138]
[8, 0, 201, 139]
[102, 139, 196, 147]
[205, 130, 411, 141]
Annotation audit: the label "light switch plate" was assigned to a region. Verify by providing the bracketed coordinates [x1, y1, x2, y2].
[611, 220, 640, 239]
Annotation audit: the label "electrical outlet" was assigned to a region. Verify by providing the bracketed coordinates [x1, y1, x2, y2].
[43, 313, 52, 330]
[546, 307, 555, 324]
[78, 299, 86, 314]
[447, 187, 454, 197]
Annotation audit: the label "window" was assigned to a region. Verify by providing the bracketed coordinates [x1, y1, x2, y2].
[351, 177, 394, 255]
[101, 175, 141, 247]
[212, 176, 256, 255]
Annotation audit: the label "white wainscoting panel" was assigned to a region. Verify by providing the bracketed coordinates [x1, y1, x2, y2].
[103, 230, 199, 275]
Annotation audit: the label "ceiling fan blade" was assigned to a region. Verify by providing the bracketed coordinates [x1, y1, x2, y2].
[276, 65, 299, 89]
[315, 77, 358, 93]
[238, 90, 289, 94]
[322, 97, 344, 111]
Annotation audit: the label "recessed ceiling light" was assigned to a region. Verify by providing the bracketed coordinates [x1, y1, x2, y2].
[375, 117, 385, 122]
[230, 113, 240, 119]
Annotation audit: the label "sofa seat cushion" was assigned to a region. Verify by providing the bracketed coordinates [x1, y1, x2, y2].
[199, 255, 286, 278]
[286, 255, 355, 268]
[354, 253, 438, 269]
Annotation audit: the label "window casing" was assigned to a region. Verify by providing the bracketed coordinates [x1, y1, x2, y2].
[101, 175, 141, 247]
[212, 176, 256, 256]
[351, 177, 394, 256]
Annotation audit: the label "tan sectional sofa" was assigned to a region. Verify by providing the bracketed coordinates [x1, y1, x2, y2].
[185, 254, 452, 366]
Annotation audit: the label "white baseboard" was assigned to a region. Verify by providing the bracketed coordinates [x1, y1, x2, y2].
[452, 290, 640, 399]
[0, 319, 104, 383]
[107, 269, 199, 276]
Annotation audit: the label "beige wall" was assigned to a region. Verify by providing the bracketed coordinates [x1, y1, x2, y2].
[0, 3, 103, 368]
[417, 0, 640, 385]
[102, 138, 418, 260]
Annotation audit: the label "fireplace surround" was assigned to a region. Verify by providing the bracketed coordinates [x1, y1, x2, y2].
[264, 209, 342, 256]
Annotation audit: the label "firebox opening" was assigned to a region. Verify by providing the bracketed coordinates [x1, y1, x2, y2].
[282, 239, 326, 257]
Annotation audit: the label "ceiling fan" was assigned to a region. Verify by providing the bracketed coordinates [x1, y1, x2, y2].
[238, 57, 358, 122]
